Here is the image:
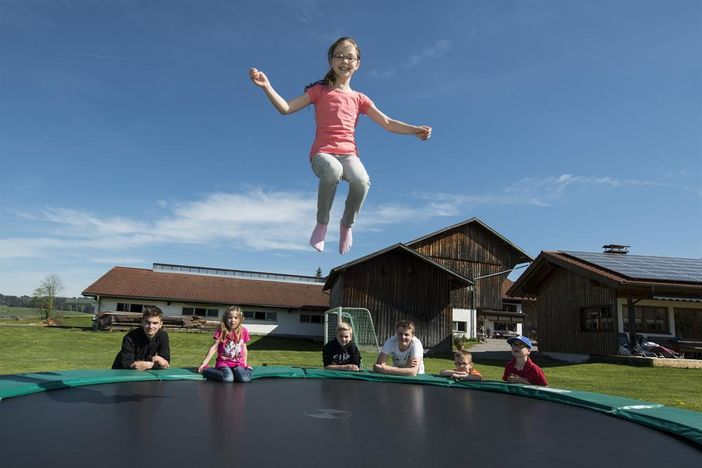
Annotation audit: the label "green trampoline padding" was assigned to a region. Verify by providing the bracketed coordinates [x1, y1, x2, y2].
[1, 367, 700, 446]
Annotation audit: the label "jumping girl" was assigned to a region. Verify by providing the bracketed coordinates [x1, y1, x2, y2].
[250, 36, 431, 255]
[198, 306, 252, 383]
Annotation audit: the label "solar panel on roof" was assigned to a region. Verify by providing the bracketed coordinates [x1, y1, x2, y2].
[562, 251, 702, 283]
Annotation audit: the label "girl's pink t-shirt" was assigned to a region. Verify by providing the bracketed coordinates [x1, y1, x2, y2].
[214, 327, 250, 369]
[305, 84, 374, 158]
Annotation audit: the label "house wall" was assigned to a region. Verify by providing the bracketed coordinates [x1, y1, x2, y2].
[98, 298, 324, 338]
[521, 300, 538, 338]
[411, 223, 524, 310]
[536, 268, 618, 355]
[480, 304, 524, 338]
[452, 308, 476, 338]
[329, 250, 455, 354]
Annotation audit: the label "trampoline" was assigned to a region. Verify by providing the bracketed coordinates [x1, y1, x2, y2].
[1, 368, 700, 467]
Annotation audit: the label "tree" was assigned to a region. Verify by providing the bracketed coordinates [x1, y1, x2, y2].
[315, 267, 323, 279]
[33, 274, 64, 321]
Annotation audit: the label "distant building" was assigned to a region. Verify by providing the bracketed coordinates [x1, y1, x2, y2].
[82, 263, 329, 338]
[508, 250, 702, 357]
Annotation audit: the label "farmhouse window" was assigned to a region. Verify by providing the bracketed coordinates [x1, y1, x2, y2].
[300, 314, 323, 324]
[244, 311, 277, 322]
[674, 307, 702, 340]
[673, 307, 702, 341]
[182, 307, 219, 317]
[452, 321, 467, 332]
[623, 305, 670, 334]
[580, 305, 615, 331]
[117, 303, 143, 313]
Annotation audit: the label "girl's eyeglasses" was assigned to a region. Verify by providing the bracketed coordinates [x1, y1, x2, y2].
[332, 54, 358, 63]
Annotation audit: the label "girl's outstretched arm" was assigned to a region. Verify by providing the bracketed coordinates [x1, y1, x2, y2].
[249, 67, 310, 115]
[366, 105, 432, 140]
[241, 342, 249, 367]
[198, 342, 218, 373]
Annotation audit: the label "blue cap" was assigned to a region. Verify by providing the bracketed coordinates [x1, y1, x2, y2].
[507, 336, 532, 349]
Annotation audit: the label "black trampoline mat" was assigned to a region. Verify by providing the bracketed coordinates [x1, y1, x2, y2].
[1, 379, 699, 467]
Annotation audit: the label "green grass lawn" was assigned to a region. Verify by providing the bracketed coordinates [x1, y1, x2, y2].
[1, 322, 700, 412]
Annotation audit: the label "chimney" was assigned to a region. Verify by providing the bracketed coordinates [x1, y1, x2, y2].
[603, 244, 629, 254]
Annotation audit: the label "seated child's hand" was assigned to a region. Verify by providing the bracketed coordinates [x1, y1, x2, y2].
[373, 363, 385, 373]
[507, 373, 524, 384]
[152, 355, 169, 369]
[197, 364, 209, 373]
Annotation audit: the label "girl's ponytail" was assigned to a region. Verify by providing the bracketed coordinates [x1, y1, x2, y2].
[304, 69, 335, 92]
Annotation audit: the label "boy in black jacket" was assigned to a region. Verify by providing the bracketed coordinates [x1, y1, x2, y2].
[112, 306, 170, 370]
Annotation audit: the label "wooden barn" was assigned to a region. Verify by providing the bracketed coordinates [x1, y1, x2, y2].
[508, 248, 702, 357]
[324, 218, 532, 354]
[324, 244, 473, 354]
[407, 218, 532, 311]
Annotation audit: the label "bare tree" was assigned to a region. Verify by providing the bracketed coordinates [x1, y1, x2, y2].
[33, 274, 64, 321]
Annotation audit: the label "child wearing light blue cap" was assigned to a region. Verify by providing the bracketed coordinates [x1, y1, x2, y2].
[502, 336, 548, 386]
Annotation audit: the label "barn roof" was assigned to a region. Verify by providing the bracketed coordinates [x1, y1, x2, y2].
[508, 250, 702, 298]
[83, 266, 329, 309]
[323, 243, 474, 291]
[406, 217, 532, 263]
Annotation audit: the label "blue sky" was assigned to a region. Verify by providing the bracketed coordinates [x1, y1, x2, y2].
[1, 1, 700, 297]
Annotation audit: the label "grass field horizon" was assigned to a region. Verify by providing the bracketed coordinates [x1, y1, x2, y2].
[1, 306, 700, 412]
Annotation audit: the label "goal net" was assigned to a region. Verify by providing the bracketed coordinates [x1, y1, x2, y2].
[324, 307, 379, 353]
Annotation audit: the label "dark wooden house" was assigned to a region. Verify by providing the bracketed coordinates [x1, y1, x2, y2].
[508, 250, 702, 356]
[407, 218, 532, 310]
[324, 244, 473, 354]
[324, 218, 531, 354]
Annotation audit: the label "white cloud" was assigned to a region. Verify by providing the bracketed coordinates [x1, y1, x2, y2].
[2, 189, 318, 259]
[410, 174, 674, 211]
[0, 237, 73, 259]
[369, 39, 452, 79]
[367, 68, 397, 79]
[294, 0, 322, 24]
[89, 257, 147, 265]
[403, 39, 452, 69]
[0, 175, 685, 262]
[502, 174, 666, 206]
[51, 50, 133, 61]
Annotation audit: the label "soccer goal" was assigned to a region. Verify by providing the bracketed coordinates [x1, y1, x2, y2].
[324, 307, 379, 353]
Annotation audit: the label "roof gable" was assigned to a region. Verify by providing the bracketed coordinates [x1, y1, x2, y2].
[323, 243, 474, 291]
[406, 217, 532, 262]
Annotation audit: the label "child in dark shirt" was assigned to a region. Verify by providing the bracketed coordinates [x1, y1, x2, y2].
[112, 306, 170, 370]
[323, 322, 361, 371]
